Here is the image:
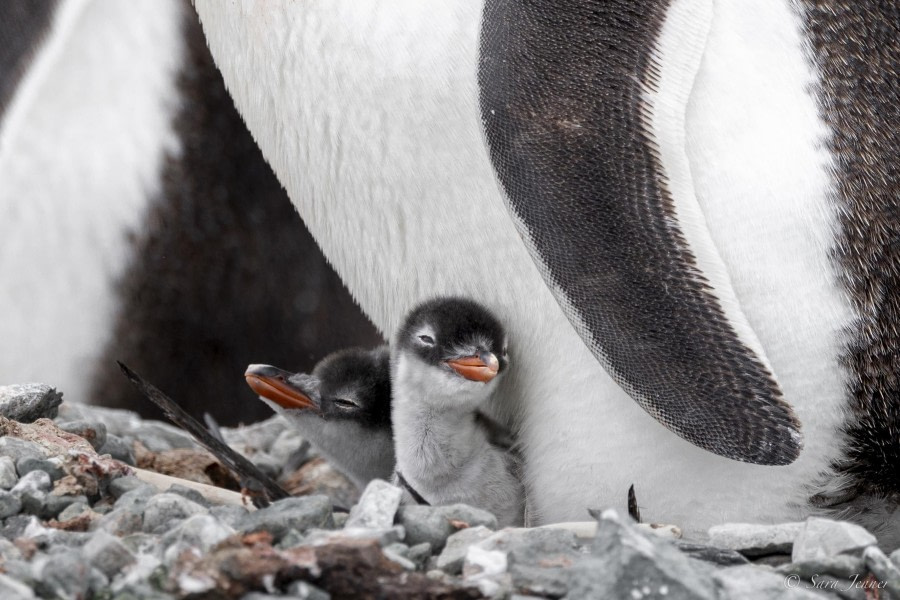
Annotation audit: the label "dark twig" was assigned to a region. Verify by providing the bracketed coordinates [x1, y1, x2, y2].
[117, 361, 290, 507]
[628, 484, 641, 523]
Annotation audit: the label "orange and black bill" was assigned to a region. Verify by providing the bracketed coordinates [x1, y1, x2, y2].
[245, 364, 319, 411]
[446, 352, 499, 383]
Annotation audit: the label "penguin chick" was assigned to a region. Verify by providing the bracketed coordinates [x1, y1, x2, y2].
[245, 346, 394, 490]
[391, 297, 524, 527]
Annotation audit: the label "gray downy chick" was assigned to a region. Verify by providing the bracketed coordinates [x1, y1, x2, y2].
[391, 297, 524, 527]
[245, 346, 394, 490]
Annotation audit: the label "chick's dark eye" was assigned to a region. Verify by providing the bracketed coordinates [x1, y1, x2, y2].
[418, 334, 435, 345]
[333, 399, 358, 410]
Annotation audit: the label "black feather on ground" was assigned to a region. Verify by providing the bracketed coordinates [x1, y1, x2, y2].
[118, 361, 289, 507]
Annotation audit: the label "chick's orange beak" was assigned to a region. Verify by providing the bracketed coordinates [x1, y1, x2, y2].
[244, 364, 318, 410]
[446, 353, 500, 383]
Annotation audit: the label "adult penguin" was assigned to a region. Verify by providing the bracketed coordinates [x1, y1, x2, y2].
[0, 0, 380, 423]
[206, 0, 900, 543]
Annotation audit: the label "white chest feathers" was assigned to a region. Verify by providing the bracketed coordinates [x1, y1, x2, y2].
[391, 353, 524, 527]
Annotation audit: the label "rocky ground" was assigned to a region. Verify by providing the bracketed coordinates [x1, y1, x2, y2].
[0, 383, 898, 599]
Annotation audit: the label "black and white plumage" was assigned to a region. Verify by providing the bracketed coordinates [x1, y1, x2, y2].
[5, 0, 900, 546]
[245, 346, 394, 490]
[391, 298, 524, 527]
[191, 0, 900, 545]
[0, 0, 379, 425]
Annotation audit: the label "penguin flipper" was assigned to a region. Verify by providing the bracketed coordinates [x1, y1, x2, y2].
[478, 0, 802, 465]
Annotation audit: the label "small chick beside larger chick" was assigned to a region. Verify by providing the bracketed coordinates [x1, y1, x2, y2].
[245, 346, 394, 490]
[244, 297, 524, 527]
[391, 297, 525, 527]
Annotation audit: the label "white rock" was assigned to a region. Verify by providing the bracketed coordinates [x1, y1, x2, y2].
[436, 526, 495, 574]
[0, 572, 35, 599]
[792, 517, 877, 562]
[11, 470, 51, 497]
[162, 514, 234, 552]
[708, 522, 804, 556]
[83, 530, 136, 578]
[142, 493, 207, 533]
[464, 544, 508, 579]
[864, 546, 900, 598]
[714, 565, 822, 600]
[345, 479, 402, 530]
[0, 456, 18, 490]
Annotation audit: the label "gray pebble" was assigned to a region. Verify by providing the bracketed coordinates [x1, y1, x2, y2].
[714, 564, 823, 600]
[0, 438, 44, 465]
[115, 485, 158, 513]
[407, 542, 433, 570]
[97, 434, 135, 465]
[0, 456, 18, 490]
[385, 542, 410, 558]
[165, 483, 212, 508]
[56, 419, 107, 451]
[17, 489, 46, 517]
[277, 528, 306, 549]
[508, 563, 570, 599]
[19, 488, 81, 520]
[11, 469, 51, 496]
[300, 524, 405, 548]
[398, 503, 498, 553]
[477, 527, 579, 567]
[91, 502, 113, 515]
[565, 509, 717, 600]
[473, 528, 579, 598]
[110, 581, 174, 600]
[0, 515, 35, 540]
[161, 514, 234, 552]
[42, 494, 88, 519]
[0, 572, 35, 599]
[121, 532, 163, 556]
[237, 495, 333, 542]
[108, 475, 150, 499]
[269, 428, 307, 464]
[15, 457, 65, 482]
[864, 546, 900, 598]
[284, 580, 331, 600]
[2, 559, 35, 588]
[92, 507, 143, 536]
[56, 501, 91, 523]
[707, 521, 804, 557]
[33, 552, 93, 600]
[142, 493, 208, 534]
[332, 511, 349, 528]
[127, 421, 198, 452]
[209, 504, 250, 529]
[675, 542, 749, 566]
[0, 384, 62, 422]
[21, 520, 91, 549]
[792, 517, 877, 562]
[778, 554, 866, 580]
[0, 538, 22, 561]
[251, 453, 282, 479]
[0, 491, 22, 519]
[83, 529, 137, 578]
[383, 545, 417, 571]
[436, 525, 495, 575]
[345, 479, 403, 530]
[221, 415, 287, 453]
